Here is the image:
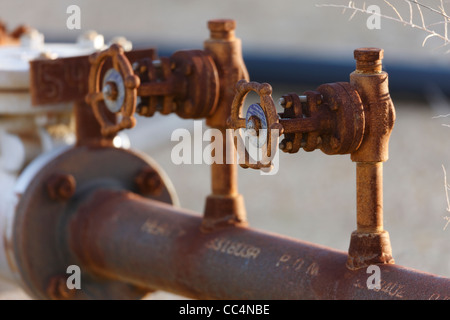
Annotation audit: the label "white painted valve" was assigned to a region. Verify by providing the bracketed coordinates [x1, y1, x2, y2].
[77, 30, 105, 50]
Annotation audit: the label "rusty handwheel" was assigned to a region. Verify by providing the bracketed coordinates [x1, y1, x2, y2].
[86, 44, 141, 137]
[228, 80, 283, 171]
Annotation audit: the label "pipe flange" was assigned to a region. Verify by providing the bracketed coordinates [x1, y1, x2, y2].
[317, 82, 365, 155]
[12, 146, 178, 299]
[171, 50, 219, 119]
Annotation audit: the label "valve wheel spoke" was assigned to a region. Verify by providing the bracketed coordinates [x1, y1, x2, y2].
[87, 44, 138, 137]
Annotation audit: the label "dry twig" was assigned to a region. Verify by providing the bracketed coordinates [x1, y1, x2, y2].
[317, 1, 450, 50]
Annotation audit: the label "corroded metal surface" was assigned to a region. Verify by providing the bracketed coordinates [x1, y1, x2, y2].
[229, 80, 282, 170]
[86, 44, 140, 137]
[9, 18, 446, 300]
[30, 19, 248, 232]
[11, 146, 177, 299]
[70, 189, 450, 300]
[29, 48, 157, 105]
[45, 173, 76, 201]
[277, 83, 365, 155]
[229, 47, 396, 270]
[73, 100, 115, 147]
[203, 20, 249, 230]
[348, 48, 396, 269]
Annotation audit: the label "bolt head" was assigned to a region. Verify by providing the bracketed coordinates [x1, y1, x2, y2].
[47, 174, 76, 201]
[354, 48, 384, 61]
[285, 141, 293, 151]
[330, 136, 340, 149]
[316, 136, 323, 147]
[135, 168, 163, 196]
[208, 19, 236, 32]
[280, 139, 293, 152]
[137, 103, 149, 115]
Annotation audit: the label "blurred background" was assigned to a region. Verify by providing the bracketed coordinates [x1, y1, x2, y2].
[0, 0, 449, 299]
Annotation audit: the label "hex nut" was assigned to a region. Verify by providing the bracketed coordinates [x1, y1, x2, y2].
[46, 174, 76, 201]
[135, 168, 163, 196]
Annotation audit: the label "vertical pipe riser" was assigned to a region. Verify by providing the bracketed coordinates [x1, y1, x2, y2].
[348, 48, 396, 270]
[202, 20, 249, 230]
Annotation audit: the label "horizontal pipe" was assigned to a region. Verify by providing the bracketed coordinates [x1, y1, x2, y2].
[70, 189, 450, 300]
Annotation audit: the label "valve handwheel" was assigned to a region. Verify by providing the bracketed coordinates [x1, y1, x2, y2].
[86, 44, 141, 137]
[229, 80, 283, 171]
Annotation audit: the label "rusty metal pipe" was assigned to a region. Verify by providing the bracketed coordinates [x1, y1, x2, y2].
[69, 189, 450, 300]
[210, 128, 238, 196]
[347, 48, 396, 270]
[356, 162, 383, 233]
[74, 101, 115, 147]
[203, 20, 249, 230]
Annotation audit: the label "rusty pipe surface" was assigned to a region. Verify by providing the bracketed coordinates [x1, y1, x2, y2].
[356, 162, 383, 233]
[203, 19, 249, 230]
[347, 48, 396, 270]
[69, 189, 450, 300]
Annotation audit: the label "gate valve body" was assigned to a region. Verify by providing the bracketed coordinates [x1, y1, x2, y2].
[228, 80, 365, 171]
[277, 82, 365, 156]
[228, 48, 396, 270]
[86, 45, 220, 137]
